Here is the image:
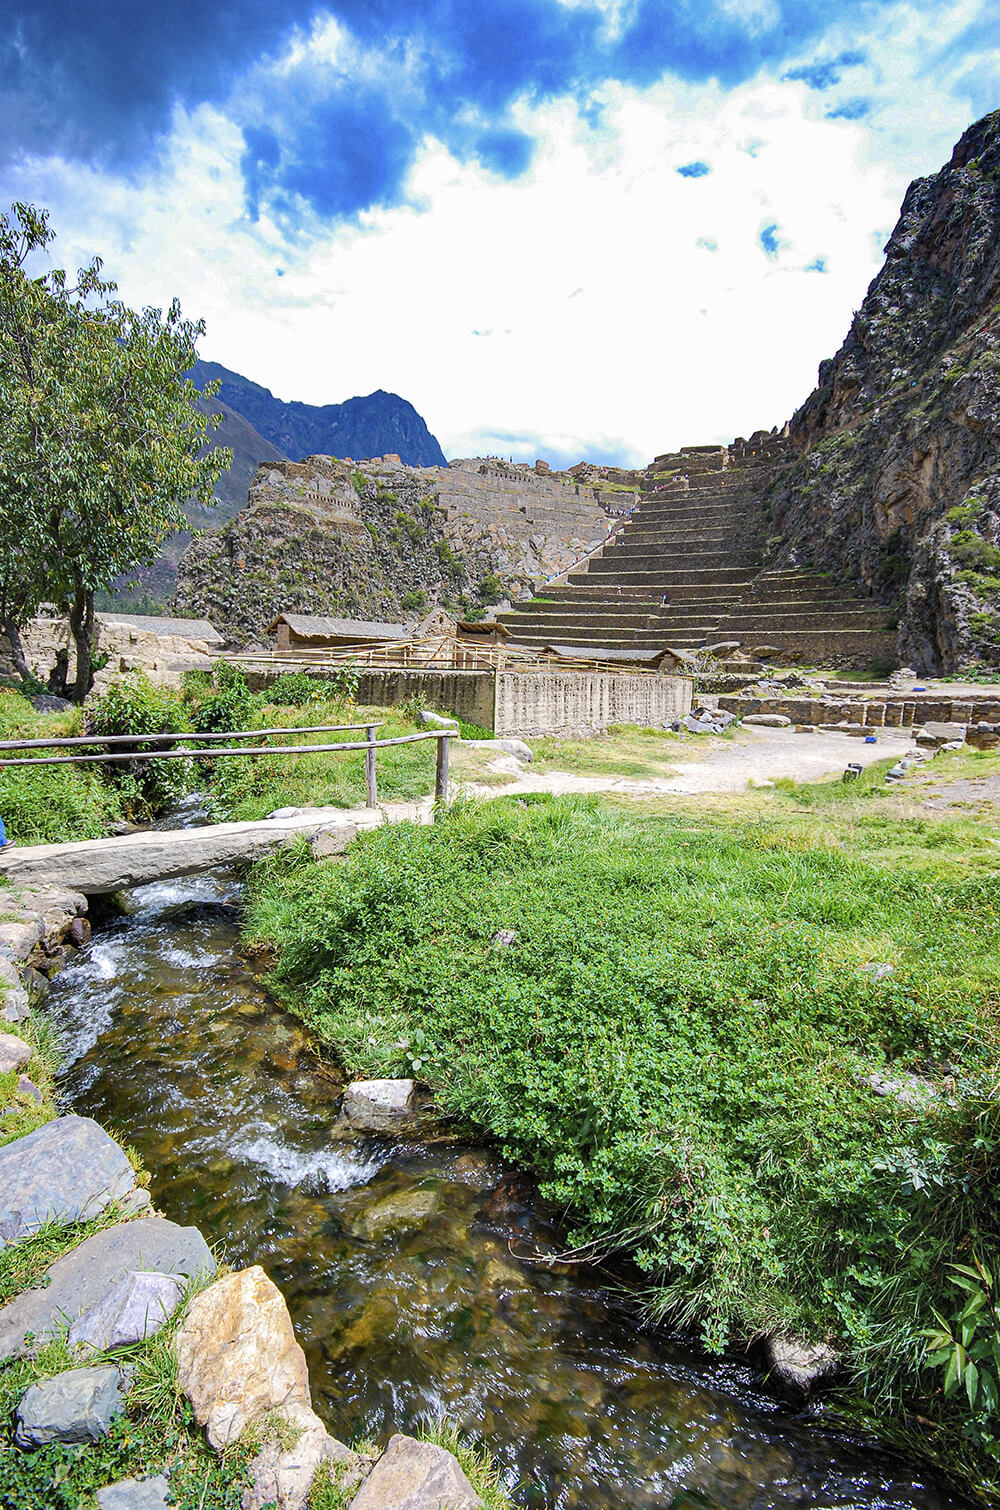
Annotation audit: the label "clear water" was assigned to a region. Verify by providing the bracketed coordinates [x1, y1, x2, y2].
[45, 869, 964, 1510]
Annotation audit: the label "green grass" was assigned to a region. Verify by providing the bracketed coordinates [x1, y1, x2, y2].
[527, 724, 686, 778]
[0, 688, 123, 843]
[203, 700, 438, 820]
[0, 1012, 60, 1147]
[244, 785, 1000, 1500]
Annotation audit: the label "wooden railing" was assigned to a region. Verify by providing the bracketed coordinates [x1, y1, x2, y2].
[0, 724, 454, 808]
[225, 634, 673, 678]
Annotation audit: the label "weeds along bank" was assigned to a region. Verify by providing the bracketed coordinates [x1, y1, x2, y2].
[0, 665, 442, 841]
[244, 782, 1000, 1503]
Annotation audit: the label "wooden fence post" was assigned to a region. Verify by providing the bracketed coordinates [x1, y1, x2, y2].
[365, 724, 378, 808]
[434, 732, 450, 807]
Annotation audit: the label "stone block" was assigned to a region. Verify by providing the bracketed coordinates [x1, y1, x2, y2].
[15, 1365, 123, 1446]
[348, 1434, 482, 1510]
[742, 713, 791, 728]
[0, 1114, 136, 1250]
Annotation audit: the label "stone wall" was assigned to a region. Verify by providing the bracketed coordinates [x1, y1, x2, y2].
[5, 616, 219, 695]
[494, 670, 691, 737]
[718, 692, 1000, 728]
[440, 461, 608, 582]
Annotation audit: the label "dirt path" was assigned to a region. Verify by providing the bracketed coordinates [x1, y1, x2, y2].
[469, 727, 917, 799]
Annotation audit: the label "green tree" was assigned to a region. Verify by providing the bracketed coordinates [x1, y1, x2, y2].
[0, 202, 231, 700]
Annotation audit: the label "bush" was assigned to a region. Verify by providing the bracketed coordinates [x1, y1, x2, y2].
[0, 689, 124, 842]
[400, 589, 428, 612]
[188, 661, 255, 734]
[87, 672, 193, 816]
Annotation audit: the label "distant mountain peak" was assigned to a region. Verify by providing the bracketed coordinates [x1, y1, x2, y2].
[191, 360, 447, 468]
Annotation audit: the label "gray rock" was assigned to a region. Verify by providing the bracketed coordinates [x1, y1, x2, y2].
[266, 807, 303, 819]
[348, 1434, 482, 1510]
[97, 1475, 171, 1510]
[417, 711, 459, 729]
[69, 1270, 185, 1354]
[347, 1187, 440, 1243]
[0, 957, 20, 990]
[743, 713, 792, 728]
[866, 1071, 938, 1109]
[0, 1217, 214, 1360]
[2, 987, 30, 1022]
[15, 1365, 123, 1446]
[0, 1031, 31, 1072]
[309, 822, 359, 859]
[763, 1336, 839, 1402]
[120, 1187, 154, 1216]
[682, 714, 711, 735]
[0, 1115, 136, 1250]
[16, 1075, 43, 1103]
[243, 1402, 359, 1510]
[0, 918, 44, 961]
[340, 1079, 417, 1132]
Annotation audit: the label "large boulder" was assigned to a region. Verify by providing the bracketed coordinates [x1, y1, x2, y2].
[15, 1365, 123, 1446]
[339, 1079, 417, 1133]
[0, 1115, 136, 1250]
[242, 1402, 360, 1510]
[0, 1218, 213, 1361]
[348, 1435, 482, 1510]
[174, 1266, 311, 1451]
[68, 1270, 186, 1355]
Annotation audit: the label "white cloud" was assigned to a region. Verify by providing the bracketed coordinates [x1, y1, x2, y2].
[0, 0, 989, 466]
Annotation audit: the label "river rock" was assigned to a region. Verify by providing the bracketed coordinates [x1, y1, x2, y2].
[0, 1217, 214, 1360]
[243, 1402, 360, 1510]
[69, 1270, 185, 1354]
[309, 821, 359, 859]
[174, 1265, 311, 1450]
[348, 1434, 482, 1510]
[97, 1475, 171, 1510]
[0, 1031, 31, 1073]
[763, 1335, 839, 1401]
[0, 1114, 136, 1249]
[15, 1365, 123, 1446]
[347, 1186, 440, 1243]
[340, 1078, 417, 1132]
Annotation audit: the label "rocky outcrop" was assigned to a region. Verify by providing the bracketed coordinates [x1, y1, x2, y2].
[768, 109, 1000, 671]
[173, 454, 607, 645]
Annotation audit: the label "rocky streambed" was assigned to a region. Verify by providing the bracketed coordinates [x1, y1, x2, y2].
[40, 865, 965, 1510]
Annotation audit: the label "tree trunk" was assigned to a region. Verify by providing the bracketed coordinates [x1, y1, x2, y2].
[2, 617, 31, 682]
[69, 584, 96, 704]
[48, 647, 70, 698]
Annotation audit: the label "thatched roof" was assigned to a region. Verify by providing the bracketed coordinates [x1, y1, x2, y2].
[267, 613, 409, 641]
[99, 613, 223, 645]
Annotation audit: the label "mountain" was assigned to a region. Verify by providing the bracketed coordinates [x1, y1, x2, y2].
[768, 108, 1000, 670]
[191, 360, 448, 468]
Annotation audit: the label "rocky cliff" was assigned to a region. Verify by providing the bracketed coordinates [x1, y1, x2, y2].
[173, 456, 607, 644]
[768, 109, 1000, 671]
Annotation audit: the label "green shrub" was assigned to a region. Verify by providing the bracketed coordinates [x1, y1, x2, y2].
[478, 574, 504, 605]
[400, 589, 428, 612]
[88, 672, 193, 816]
[350, 470, 367, 496]
[188, 660, 255, 734]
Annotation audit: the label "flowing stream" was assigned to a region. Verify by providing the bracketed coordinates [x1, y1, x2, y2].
[44, 858, 964, 1510]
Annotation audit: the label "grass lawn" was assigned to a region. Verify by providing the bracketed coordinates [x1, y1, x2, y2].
[245, 768, 1000, 1500]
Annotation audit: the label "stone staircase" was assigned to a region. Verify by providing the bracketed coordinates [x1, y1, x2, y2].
[498, 445, 897, 666]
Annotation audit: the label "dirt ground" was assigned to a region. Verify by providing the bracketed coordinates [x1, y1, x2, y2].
[468, 726, 918, 799]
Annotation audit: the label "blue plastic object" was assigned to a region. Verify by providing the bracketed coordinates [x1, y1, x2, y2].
[864, 735, 877, 743]
[913, 685, 926, 692]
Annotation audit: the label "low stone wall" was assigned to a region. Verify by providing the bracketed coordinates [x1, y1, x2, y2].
[495, 670, 691, 737]
[9, 616, 219, 695]
[719, 692, 1000, 728]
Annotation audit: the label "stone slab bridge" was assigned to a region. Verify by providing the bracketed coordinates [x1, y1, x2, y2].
[0, 803, 429, 896]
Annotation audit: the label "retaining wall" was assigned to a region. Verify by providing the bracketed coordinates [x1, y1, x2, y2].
[719, 693, 1000, 728]
[495, 670, 691, 737]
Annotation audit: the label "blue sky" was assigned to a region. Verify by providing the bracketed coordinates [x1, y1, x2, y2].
[1, 0, 997, 464]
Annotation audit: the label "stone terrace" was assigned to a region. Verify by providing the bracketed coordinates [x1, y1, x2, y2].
[498, 440, 897, 666]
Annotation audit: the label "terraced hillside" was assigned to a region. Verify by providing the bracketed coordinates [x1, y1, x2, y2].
[500, 442, 898, 667]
